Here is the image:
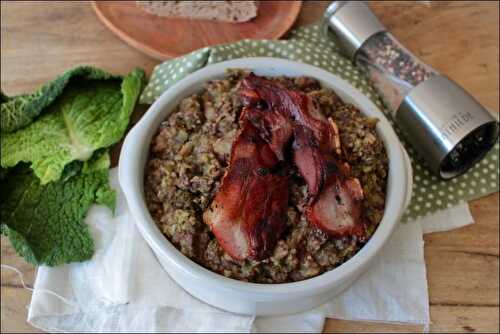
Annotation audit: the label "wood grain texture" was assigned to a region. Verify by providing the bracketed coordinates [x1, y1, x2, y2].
[93, 0, 302, 60]
[0, 287, 42, 334]
[1, 1, 499, 333]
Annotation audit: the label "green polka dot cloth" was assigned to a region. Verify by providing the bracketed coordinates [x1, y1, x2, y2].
[140, 24, 499, 223]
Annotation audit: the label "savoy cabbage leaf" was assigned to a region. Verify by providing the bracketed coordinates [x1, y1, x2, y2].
[1, 68, 145, 184]
[0, 153, 114, 266]
[1, 66, 120, 133]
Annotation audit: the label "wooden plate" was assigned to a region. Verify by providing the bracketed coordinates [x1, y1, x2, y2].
[92, 1, 302, 60]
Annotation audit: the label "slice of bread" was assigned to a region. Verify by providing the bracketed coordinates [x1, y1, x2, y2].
[136, 1, 259, 23]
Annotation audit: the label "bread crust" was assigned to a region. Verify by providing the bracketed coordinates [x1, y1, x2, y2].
[136, 1, 259, 23]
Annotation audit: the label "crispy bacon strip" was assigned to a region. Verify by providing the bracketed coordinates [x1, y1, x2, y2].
[239, 87, 295, 161]
[306, 174, 365, 237]
[203, 122, 289, 260]
[240, 74, 365, 238]
[241, 74, 336, 153]
[239, 106, 294, 162]
[291, 125, 329, 197]
[241, 74, 337, 196]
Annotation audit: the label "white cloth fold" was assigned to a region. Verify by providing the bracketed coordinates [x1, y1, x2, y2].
[25, 169, 474, 332]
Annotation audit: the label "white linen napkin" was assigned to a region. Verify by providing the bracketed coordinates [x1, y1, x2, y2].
[23, 168, 473, 333]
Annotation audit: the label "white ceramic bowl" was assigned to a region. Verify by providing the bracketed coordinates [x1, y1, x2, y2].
[119, 58, 412, 316]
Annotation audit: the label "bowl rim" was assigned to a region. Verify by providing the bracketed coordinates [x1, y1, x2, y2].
[119, 57, 408, 296]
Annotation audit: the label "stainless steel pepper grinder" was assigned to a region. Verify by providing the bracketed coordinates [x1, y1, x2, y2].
[324, 1, 499, 179]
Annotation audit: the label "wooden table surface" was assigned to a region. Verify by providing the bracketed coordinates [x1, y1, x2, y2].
[1, 1, 498, 333]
